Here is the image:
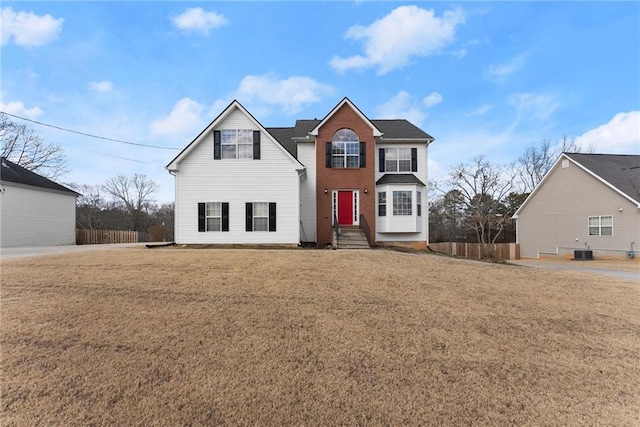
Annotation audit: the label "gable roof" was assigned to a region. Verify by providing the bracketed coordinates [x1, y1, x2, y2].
[514, 153, 640, 217]
[0, 157, 79, 196]
[309, 97, 383, 137]
[272, 118, 432, 149]
[166, 100, 304, 172]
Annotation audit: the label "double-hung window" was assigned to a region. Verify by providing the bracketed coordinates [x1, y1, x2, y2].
[378, 191, 387, 216]
[417, 191, 422, 216]
[246, 202, 277, 232]
[379, 147, 418, 172]
[197, 202, 229, 232]
[214, 129, 260, 160]
[221, 129, 253, 159]
[588, 216, 613, 236]
[393, 191, 412, 216]
[385, 148, 412, 172]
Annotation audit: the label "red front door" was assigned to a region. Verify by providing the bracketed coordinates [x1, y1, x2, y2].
[337, 191, 353, 225]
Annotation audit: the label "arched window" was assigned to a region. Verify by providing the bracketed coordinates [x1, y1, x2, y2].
[331, 129, 359, 168]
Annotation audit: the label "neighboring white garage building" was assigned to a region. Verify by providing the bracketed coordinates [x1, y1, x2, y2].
[1, 157, 79, 248]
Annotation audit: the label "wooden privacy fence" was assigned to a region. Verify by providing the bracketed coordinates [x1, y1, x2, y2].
[429, 242, 520, 261]
[76, 229, 139, 245]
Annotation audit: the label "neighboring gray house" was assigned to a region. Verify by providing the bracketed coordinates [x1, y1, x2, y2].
[0, 157, 79, 248]
[514, 153, 640, 260]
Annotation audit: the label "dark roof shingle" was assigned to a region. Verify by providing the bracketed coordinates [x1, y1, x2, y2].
[376, 174, 425, 186]
[0, 157, 79, 195]
[565, 153, 640, 203]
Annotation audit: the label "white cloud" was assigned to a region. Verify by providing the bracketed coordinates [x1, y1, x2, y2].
[149, 97, 205, 139]
[171, 8, 227, 35]
[465, 104, 493, 117]
[1, 7, 63, 47]
[508, 93, 559, 121]
[574, 111, 640, 154]
[487, 54, 526, 79]
[0, 101, 43, 118]
[88, 81, 113, 93]
[235, 75, 335, 115]
[423, 92, 443, 108]
[330, 5, 465, 75]
[375, 91, 427, 126]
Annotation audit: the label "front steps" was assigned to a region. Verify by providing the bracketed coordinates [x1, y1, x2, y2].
[336, 227, 370, 249]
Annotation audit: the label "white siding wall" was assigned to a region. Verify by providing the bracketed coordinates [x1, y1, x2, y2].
[298, 142, 316, 242]
[375, 184, 427, 243]
[0, 184, 77, 247]
[173, 109, 301, 244]
[517, 160, 640, 258]
[374, 143, 428, 243]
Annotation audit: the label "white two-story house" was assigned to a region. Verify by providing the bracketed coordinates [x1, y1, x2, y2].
[166, 97, 434, 248]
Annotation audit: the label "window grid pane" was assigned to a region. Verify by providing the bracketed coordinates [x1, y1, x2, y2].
[331, 131, 359, 169]
[378, 192, 386, 217]
[205, 202, 221, 232]
[393, 191, 412, 216]
[220, 129, 253, 159]
[384, 147, 411, 172]
[253, 202, 269, 231]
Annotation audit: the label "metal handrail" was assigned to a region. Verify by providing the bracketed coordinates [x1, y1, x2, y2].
[359, 213, 371, 246]
[333, 212, 339, 248]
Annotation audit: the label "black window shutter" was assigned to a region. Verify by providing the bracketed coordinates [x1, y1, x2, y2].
[222, 202, 229, 232]
[253, 130, 261, 160]
[198, 203, 206, 232]
[268, 203, 277, 232]
[214, 130, 221, 160]
[245, 203, 253, 232]
[325, 142, 332, 168]
[359, 142, 366, 168]
[411, 148, 418, 172]
[379, 148, 385, 172]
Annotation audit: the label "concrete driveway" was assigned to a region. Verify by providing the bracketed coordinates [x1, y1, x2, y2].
[512, 259, 639, 282]
[0, 243, 153, 261]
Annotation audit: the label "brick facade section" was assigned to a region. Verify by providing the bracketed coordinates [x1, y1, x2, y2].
[315, 105, 376, 246]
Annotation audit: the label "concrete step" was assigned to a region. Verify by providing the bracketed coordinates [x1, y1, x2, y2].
[337, 228, 370, 249]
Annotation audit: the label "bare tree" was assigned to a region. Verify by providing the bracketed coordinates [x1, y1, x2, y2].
[0, 114, 68, 179]
[103, 174, 159, 232]
[517, 135, 594, 193]
[70, 183, 109, 230]
[517, 139, 555, 193]
[448, 156, 518, 255]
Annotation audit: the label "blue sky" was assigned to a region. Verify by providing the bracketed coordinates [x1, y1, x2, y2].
[2, 1, 639, 203]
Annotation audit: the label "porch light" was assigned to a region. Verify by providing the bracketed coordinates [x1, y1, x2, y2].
[364, 188, 368, 194]
[324, 188, 328, 194]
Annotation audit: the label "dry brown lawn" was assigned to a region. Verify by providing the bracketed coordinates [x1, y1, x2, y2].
[1, 248, 639, 426]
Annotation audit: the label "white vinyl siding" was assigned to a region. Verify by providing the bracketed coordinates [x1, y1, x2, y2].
[298, 143, 317, 242]
[374, 143, 429, 245]
[173, 107, 300, 244]
[376, 184, 425, 236]
[0, 183, 77, 247]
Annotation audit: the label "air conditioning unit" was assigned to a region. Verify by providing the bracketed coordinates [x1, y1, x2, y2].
[574, 250, 593, 260]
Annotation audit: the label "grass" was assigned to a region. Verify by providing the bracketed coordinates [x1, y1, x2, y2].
[1, 248, 639, 425]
